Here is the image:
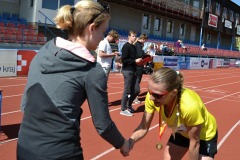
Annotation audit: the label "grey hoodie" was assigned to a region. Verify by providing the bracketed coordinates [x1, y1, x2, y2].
[17, 38, 124, 159]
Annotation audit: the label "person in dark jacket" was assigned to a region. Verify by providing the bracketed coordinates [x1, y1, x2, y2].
[133, 33, 148, 104]
[120, 30, 143, 116]
[17, 1, 130, 159]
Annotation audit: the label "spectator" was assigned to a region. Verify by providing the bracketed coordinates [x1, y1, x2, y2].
[97, 30, 120, 80]
[129, 67, 218, 159]
[175, 40, 188, 54]
[180, 40, 188, 53]
[146, 43, 156, 57]
[133, 33, 148, 104]
[120, 30, 143, 116]
[174, 40, 181, 52]
[17, 1, 131, 159]
[201, 44, 207, 51]
[160, 42, 173, 56]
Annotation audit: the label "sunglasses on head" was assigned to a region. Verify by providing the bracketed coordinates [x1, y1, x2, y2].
[149, 90, 169, 99]
[88, 3, 110, 24]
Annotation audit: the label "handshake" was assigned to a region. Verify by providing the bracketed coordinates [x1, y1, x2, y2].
[120, 138, 135, 157]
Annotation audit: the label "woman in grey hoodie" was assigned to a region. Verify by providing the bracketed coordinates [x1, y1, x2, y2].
[17, 1, 130, 159]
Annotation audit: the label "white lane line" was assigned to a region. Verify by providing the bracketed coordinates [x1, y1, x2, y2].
[90, 124, 159, 160]
[217, 120, 240, 150]
[204, 92, 240, 104]
[0, 84, 26, 88]
[186, 75, 240, 84]
[1, 110, 21, 115]
[91, 148, 115, 160]
[0, 138, 18, 145]
[2, 94, 23, 99]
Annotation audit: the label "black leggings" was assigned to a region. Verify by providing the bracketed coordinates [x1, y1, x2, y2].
[168, 132, 218, 158]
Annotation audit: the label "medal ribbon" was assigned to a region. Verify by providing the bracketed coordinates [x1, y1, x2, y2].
[159, 115, 167, 140]
[156, 107, 166, 150]
[159, 97, 177, 140]
[159, 106, 167, 140]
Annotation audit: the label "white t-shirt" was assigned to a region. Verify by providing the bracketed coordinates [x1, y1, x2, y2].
[97, 38, 113, 67]
[148, 48, 156, 56]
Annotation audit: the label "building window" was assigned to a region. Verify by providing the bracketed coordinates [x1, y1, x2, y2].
[206, 0, 212, 13]
[167, 20, 172, 33]
[180, 23, 185, 35]
[235, 13, 239, 28]
[215, 2, 220, 16]
[229, 10, 234, 22]
[60, 0, 74, 7]
[154, 17, 160, 31]
[42, 0, 58, 10]
[143, 14, 149, 29]
[222, 7, 228, 19]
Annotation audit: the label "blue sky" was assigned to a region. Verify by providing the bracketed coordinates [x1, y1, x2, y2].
[231, 0, 240, 6]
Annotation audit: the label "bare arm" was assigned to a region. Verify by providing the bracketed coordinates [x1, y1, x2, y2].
[129, 112, 154, 148]
[99, 50, 117, 58]
[187, 124, 202, 160]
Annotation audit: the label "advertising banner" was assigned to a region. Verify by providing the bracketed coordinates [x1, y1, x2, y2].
[224, 20, 232, 29]
[229, 59, 236, 67]
[0, 50, 17, 77]
[17, 50, 37, 75]
[223, 58, 230, 67]
[216, 59, 225, 68]
[199, 58, 210, 69]
[177, 56, 190, 70]
[153, 55, 164, 71]
[189, 57, 200, 69]
[209, 58, 217, 69]
[208, 13, 218, 28]
[163, 56, 178, 70]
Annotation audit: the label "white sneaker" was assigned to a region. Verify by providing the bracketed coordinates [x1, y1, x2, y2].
[120, 110, 133, 116]
[133, 98, 141, 104]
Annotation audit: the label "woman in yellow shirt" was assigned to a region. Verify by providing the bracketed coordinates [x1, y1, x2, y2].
[129, 67, 218, 160]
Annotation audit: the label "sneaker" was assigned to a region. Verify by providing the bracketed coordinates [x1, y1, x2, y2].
[120, 110, 133, 116]
[128, 106, 135, 113]
[133, 98, 141, 104]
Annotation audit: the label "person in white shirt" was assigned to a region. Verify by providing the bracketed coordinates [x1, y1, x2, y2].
[146, 43, 156, 57]
[201, 44, 207, 51]
[97, 30, 119, 80]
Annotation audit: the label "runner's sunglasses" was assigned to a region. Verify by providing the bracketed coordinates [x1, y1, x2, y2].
[149, 90, 169, 99]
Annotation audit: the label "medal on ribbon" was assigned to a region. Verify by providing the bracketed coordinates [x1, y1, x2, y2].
[156, 107, 167, 150]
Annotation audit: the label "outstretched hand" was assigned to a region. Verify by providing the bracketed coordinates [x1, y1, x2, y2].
[128, 138, 135, 150]
[120, 139, 130, 157]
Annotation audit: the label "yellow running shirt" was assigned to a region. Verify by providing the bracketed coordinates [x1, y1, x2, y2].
[145, 88, 217, 141]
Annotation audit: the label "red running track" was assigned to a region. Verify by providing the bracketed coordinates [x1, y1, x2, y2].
[0, 68, 240, 160]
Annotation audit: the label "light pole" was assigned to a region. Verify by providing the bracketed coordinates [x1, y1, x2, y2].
[199, 0, 205, 47]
